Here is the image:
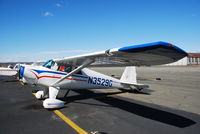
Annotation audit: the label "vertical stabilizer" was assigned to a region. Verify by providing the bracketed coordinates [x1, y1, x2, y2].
[120, 66, 137, 84]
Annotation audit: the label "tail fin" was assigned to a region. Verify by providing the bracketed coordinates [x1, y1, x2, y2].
[120, 66, 149, 90]
[120, 66, 137, 85]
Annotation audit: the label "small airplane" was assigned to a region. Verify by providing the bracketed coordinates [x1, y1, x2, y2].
[0, 64, 20, 76]
[7, 42, 189, 109]
[0, 62, 43, 77]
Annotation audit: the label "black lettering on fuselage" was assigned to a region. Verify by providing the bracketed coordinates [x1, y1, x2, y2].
[88, 77, 113, 87]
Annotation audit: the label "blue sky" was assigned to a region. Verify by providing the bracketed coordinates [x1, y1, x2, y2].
[0, 0, 199, 62]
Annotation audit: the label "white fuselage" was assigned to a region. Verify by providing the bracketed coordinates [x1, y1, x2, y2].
[21, 65, 124, 90]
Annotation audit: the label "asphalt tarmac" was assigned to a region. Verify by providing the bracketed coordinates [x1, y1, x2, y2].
[0, 66, 200, 134]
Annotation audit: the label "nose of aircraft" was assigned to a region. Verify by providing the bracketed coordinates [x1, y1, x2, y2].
[18, 65, 38, 84]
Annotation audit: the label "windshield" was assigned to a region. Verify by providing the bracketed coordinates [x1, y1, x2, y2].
[43, 60, 55, 69]
[13, 64, 20, 69]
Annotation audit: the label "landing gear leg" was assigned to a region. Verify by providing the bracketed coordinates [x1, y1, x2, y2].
[43, 86, 64, 109]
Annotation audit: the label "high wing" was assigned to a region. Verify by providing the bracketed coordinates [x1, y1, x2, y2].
[55, 41, 188, 67]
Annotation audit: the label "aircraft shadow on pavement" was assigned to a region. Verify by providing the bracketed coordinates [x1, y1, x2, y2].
[118, 88, 154, 95]
[0, 77, 17, 82]
[4, 79, 18, 82]
[61, 89, 196, 128]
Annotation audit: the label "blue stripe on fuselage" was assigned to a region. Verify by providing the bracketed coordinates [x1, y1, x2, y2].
[32, 69, 88, 79]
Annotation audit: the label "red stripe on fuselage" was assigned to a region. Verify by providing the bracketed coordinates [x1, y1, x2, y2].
[30, 70, 87, 82]
[30, 70, 40, 79]
[38, 76, 87, 82]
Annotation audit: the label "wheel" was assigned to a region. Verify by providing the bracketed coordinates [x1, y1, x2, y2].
[32, 89, 39, 93]
[137, 87, 143, 91]
[35, 91, 45, 100]
[43, 99, 64, 109]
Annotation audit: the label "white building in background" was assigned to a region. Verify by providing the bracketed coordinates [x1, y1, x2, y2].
[187, 53, 200, 65]
[165, 53, 200, 66]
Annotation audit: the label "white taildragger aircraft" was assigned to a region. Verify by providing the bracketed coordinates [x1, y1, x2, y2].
[0, 64, 20, 76]
[4, 42, 188, 109]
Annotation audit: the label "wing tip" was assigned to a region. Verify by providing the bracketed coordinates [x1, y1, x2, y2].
[118, 41, 188, 56]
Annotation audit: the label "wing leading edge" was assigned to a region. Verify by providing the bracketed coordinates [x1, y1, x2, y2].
[55, 41, 188, 67]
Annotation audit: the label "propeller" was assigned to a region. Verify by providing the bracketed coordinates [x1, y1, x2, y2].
[19, 65, 25, 80]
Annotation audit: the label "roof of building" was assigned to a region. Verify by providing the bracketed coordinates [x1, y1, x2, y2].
[188, 53, 200, 58]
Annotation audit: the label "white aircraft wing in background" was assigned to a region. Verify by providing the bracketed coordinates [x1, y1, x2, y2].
[55, 41, 188, 67]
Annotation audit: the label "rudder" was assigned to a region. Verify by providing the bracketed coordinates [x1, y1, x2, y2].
[120, 66, 137, 85]
[120, 66, 149, 90]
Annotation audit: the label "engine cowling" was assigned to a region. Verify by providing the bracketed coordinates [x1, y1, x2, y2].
[19, 65, 38, 85]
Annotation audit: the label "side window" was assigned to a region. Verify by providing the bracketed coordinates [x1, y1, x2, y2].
[76, 70, 82, 75]
[58, 66, 65, 71]
[57, 66, 72, 73]
[57, 65, 82, 75]
[65, 66, 72, 73]
[73, 66, 82, 75]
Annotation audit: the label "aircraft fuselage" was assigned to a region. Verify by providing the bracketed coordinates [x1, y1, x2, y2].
[20, 65, 124, 90]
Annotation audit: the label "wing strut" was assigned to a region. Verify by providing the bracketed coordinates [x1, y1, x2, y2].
[52, 59, 94, 86]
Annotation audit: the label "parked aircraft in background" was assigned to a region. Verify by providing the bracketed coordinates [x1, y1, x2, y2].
[0, 64, 20, 76]
[0, 62, 44, 77]
[3, 42, 188, 109]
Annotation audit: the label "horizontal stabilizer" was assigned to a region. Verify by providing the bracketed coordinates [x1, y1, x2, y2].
[131, 83, 149, 90]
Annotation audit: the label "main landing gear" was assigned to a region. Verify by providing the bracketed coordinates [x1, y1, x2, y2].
[35, 87, 65, 109]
